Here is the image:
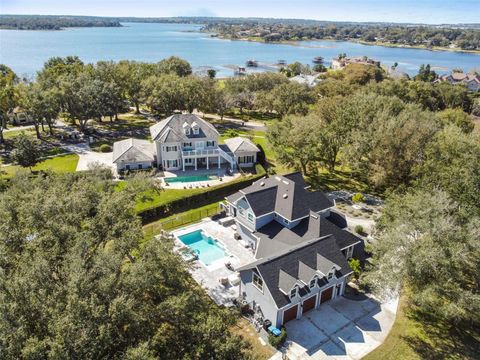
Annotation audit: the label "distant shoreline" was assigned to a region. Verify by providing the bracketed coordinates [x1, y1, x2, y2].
[209, 34, 480, 55]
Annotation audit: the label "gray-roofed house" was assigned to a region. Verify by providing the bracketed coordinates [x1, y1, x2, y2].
[149, 113, 259, 171]
[226, 172, 363, 326]
[112, 114, 260, 172]
[112, 138, 155, 171]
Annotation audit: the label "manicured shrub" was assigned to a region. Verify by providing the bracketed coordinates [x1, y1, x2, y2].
[352, 192, 365, 203]
[354, 225, 364, 234]
[268, 327, 287, 348]
[99, 144, 112, 153]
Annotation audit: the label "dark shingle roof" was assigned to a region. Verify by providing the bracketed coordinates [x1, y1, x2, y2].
[244, 187, 277, 216]
[251, 235, 352, 308]
[228, 172, 333, 220]
[254, 213, 361, 259]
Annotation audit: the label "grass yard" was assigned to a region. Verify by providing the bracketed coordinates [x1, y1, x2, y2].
[1, 153, 80, 179]
[230, 318, 276, 360]
[3, 128, 37, 140]
[363, 297, 421, 360]
[142, 202, 221, 242]
[364, 295, 480, 360]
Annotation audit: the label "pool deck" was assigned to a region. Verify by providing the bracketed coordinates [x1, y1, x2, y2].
[170, 219, 256, 306]
[160, 168, 242, 189]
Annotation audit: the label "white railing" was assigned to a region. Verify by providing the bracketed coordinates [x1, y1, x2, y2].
[182, 148, 219, 157]
[218, 147, 235, 164]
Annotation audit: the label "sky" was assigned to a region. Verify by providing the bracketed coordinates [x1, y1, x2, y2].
[1, 0, 479, 24]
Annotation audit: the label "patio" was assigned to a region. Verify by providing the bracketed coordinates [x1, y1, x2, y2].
[169, 218, 256, 306]
[160, 166, 242, 189]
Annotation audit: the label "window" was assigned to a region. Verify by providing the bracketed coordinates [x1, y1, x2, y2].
[166, 160, 178, 168]
[239, 155, 254, 164]
[195, 141, 205, 149]
[290, 287, 297, 299]
[247, 213, 254, 222]
[193, 126, 199, 135]
[252, 273, 263, 291]
[206, 141, 215, 147]
[184, 158, 193, 164]
[184, 128, 191, 135]
[309, 277, 317, 289]
[327, 270, 335, 281]
[283, 218, 289, 225]
[138, 164, 142, 170]
[183, 142, 193, 148]
[165, 146, 177, 152]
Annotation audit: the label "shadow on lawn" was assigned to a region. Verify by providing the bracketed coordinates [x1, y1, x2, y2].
[402, 308, 480, 360]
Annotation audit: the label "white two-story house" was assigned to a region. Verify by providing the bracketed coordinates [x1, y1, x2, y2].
[113, 114, 260, 172]
[225, 172, 363, 327]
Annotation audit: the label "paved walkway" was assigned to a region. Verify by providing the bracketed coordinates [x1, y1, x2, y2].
[276, 296, 398, 360]
[63, 143, 115, 172]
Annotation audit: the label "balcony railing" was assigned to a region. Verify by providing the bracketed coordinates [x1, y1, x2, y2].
[182, 148, 219, 157]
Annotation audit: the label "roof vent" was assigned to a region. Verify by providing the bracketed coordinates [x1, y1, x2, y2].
[283, 194, 288, 199]
[275, 176, 281, 181]
[260, 181, 265, 187]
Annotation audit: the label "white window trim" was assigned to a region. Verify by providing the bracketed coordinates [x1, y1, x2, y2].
[290, 286, 298, 299]
[252, 272, 263, 292]
[309, 276, 317, 289]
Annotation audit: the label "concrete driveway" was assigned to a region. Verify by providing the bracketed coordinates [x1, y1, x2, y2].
[63, 143, 115, 172]
[282, 296, 398, 360]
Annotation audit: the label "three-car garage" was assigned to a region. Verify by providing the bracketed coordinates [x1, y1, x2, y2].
[282, 286, 336, 325]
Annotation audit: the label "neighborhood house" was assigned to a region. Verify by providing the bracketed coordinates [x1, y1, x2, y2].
[225, 173, 363, 327]
[113, 114, 259, 172]
[434, 71, 480, 92]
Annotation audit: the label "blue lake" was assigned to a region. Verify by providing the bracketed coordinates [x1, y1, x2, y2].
[1, 22, 479, 78]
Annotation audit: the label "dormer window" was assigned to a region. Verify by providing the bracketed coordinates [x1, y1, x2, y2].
[309, 277, 317, 289]
[327, 270, 335, 281]
[192, 122, 199, 135]
[290, 287, 298, 299]
[183, 122, 191, 135]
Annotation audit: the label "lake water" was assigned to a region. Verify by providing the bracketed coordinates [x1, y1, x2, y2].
[1, 22, 479, 78]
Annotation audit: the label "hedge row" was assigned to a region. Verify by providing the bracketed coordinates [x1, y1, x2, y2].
[138, 164, 266, 224]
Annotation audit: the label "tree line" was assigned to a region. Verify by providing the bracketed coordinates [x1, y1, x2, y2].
[0, 56, 319, 142]
[203, 22, 480, 50]
[0, 15, 121, 30]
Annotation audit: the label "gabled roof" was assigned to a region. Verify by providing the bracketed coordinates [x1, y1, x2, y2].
[224, 137, 260, 153]
[112, 138, 155, 163]
[227, 173, 333, 221]
[238, 234, 352, 308]
[149, 114, 219, 142]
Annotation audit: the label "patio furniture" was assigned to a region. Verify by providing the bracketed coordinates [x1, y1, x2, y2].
[218, 216, 235, 227]
[219, 277, 229, 286]
[225, 262, 234, 271]
[234, 232, 241, 240]
[228, 273, 240, 286]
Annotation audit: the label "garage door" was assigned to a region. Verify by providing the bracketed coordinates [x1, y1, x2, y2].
[320, 287, 334, 304]
[283, 305, 298, 324]
[302, 295, 317, 314]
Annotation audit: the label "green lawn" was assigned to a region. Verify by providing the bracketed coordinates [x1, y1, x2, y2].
[363, 297, 421, 360]
[364, 295, 479, 360]
[1, 153, 79, 179]
[2, 128, 37, 140]
[142, 202, 221, 242]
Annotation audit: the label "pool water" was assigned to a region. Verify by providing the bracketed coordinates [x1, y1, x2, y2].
[178, 230, 226, 266]
[165, 174, 219, 183]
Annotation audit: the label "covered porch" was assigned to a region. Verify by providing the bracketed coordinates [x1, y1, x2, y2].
[181, 147, 236, 171]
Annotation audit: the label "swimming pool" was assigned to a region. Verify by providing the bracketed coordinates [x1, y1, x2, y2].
[165, 174, 219, 183]
[177, 230, 226, 266]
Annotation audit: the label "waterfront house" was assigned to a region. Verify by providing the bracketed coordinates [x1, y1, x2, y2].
[434, 71, 480, 92]
[331, 56, 381, 70]
[112, 114, 259, 172]
[225, 172, 363, 327]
